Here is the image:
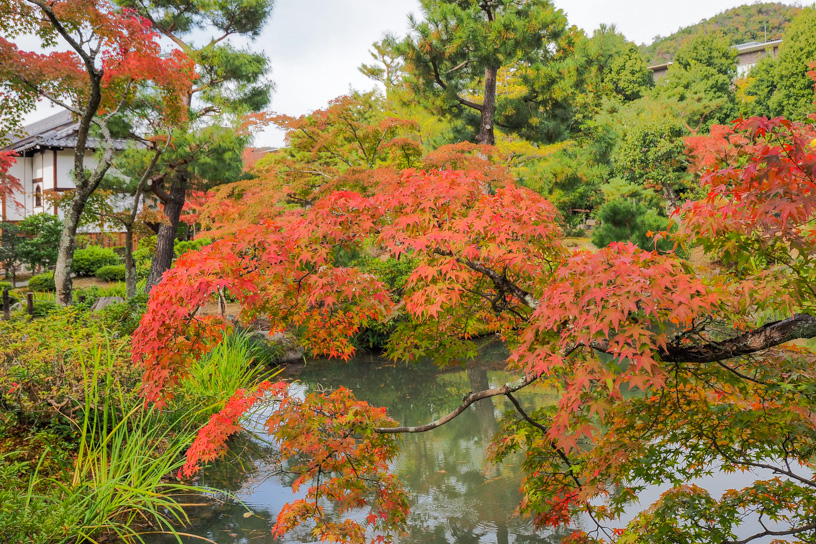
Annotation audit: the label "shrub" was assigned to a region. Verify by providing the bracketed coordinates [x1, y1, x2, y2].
[0, 308, 136, 425]
[71, 246, 120, 277]
[0, 281, 11, 292]
[31, 301, 58, 318]
[175, 238, 212, 258]
[0, 343, 198, 544]
[95, 264, 126, 282]
[27, 272, 55, 292]
[174, 331, 278, 422]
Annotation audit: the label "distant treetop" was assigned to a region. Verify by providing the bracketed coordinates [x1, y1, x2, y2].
[641, 2, 801, 65]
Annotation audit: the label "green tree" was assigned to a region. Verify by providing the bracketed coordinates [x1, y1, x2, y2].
[743, 7, 816, 119]
[400, 0, 568, 145]
[591, 179, 671, 251]
[655, 33, 737, 129]
[581, 25, 653, 104]
[0, 222, 23, 286]
[117, 0, 274, 292]
[603, 97, 693, 215]
[18, 213, 63, 273]
[605, 42, 654, 102]
[359, 34, 404, 102]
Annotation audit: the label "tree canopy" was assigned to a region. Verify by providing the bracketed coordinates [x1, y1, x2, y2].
[130, 109, 816, 542]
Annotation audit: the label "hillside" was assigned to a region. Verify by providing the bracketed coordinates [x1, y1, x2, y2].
[641, 2, 801, 65]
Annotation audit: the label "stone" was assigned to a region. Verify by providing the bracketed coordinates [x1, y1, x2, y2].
[91, 296, 125, 312]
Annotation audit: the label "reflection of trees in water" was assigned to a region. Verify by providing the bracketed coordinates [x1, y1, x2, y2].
[150, 351, 566, 544]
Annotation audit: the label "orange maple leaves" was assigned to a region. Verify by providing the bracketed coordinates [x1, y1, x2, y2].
[133, 169, 564, 404]
[0, 1, 194, 125]
[267, 387, 408, 544]
[181, 381, 285, 478]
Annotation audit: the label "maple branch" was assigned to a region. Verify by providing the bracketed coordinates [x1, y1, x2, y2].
[504, 392, 584, 489]
[374, 314, 816, 435]
[297, 128, 353, 167]
[26, 0, 98, 75]
[337, 113, 371, 167]
[722, 521, 816, 544]
[374, 374, 536, 433]
[433, 249, 540, 310]
[8, 74, 84, 117]
[657, 314, 816, 363]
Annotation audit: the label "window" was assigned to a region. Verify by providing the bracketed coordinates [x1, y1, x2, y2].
[34, 183, 42, 208]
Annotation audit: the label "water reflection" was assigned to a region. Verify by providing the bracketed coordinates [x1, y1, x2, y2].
[148, 353, 570, 543]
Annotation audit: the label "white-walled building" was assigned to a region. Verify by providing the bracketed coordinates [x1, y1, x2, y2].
[1, 110, 128, 223]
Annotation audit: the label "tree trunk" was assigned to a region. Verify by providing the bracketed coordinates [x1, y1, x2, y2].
[54, 191, 89, 305]
[476, 66, 498, 146]
[145, 175, 187, 292]
[124, 228, 137, 299]
[662, 183, 681, 216]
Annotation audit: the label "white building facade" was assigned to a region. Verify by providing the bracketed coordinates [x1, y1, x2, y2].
[2, 111, 124, 223]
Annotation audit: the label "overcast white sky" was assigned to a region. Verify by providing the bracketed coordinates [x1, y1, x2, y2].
[24, 0, 804, 146]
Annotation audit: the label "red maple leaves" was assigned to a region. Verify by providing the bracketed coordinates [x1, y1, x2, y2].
[0, 1, 195, 126]
[181, 381, 285, 478]
[0, 151, 22, 214]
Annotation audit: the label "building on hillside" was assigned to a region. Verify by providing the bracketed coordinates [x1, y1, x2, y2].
[734, 39, 782, 77]
[1, 111, 131, 230]
[647, 39, 783, 81]
[242, 146, 279, 172]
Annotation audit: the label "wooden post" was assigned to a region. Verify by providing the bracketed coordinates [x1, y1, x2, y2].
[26, 292, 34, 317]
[2, 288, 9, 320]
[78, 295, 86, 304]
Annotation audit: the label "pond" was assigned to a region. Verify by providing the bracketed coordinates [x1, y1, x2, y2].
[147, 342, 579, 544]
[148, 344, 784, 544]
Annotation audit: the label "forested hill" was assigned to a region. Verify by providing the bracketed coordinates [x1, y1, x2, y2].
[642, 2, 801, 65]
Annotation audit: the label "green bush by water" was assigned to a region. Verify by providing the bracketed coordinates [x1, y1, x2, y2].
[0, 341, 199, 544]
[174, 331, 280, 424]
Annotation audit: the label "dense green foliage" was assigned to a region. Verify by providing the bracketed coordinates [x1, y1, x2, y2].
[655, 33, 737, 128]
[742, 7, 816, 119]
[27, 272, 55, 293]
[1, 215, 62, 281]
[95, 264, 126, 282]
[71, 246, 120, 277]
[0, 302, 270, 543]
[174, 237, 213, 257]
[642, 2, 800, 64]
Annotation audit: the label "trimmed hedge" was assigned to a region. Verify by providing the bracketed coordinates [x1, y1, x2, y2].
[95, 264, 126, 282]
[72, 246, 120, 277]
[28, 272, 55, 292]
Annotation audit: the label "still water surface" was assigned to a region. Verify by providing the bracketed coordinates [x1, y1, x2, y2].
[149, 346, 781, 544]
[151, 344, 577, 543]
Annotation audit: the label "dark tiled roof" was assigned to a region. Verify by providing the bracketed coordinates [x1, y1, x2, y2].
[4, 110, 130, 154]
